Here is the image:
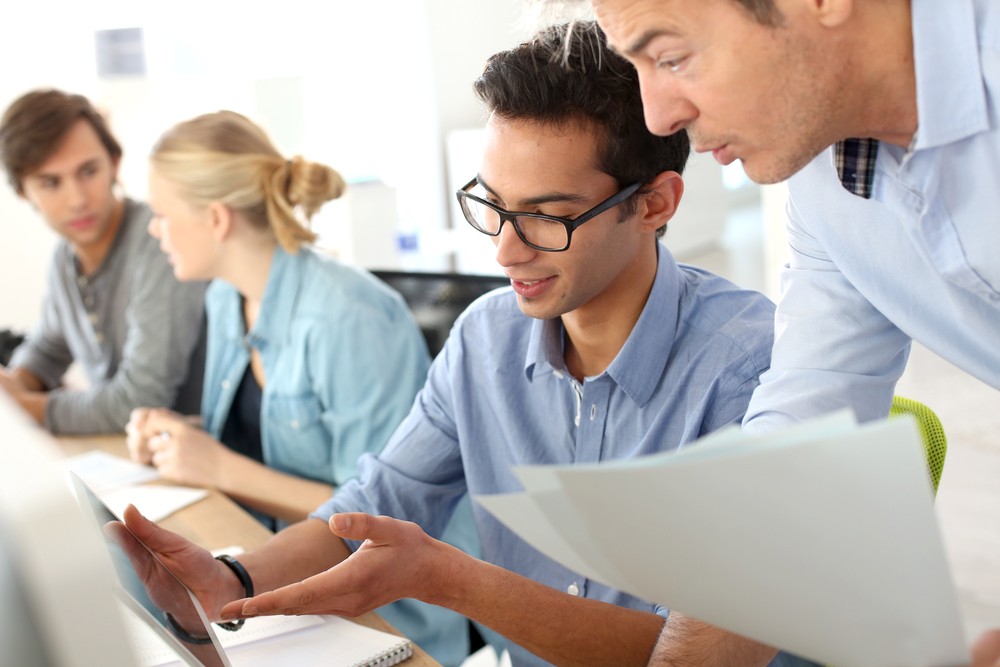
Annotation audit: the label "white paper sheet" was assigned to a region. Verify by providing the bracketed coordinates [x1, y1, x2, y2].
[102, 485, 209, 522]
[477, 415, 970, 667]
[60, 450, 160, 494]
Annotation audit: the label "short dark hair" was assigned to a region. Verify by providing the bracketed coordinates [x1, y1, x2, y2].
[473, 21, 690, 236]
[0, 89, 122, 194]
[734, 0, 782, 26]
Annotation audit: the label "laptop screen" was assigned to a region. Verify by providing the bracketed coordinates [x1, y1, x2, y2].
[71, 472, 231, 667]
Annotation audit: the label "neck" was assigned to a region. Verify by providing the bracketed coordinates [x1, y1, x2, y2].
[842, 1, 918, 147]
[75, 196, 124, 275]
[562, 240, 658, 383]
[218, 236, 278, 331]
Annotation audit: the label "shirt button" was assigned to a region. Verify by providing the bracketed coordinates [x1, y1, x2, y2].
[567, 583, 580, 596]
[290, 420, 300, 430]
[88, 312, 98, 324]
[221, 379, 231, 390]
[94, 332, 104, 344]
[553, 371, 564, 379]
[77, 276, 87, 287]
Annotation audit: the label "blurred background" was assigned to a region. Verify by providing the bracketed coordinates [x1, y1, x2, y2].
[0, 0, 778, 331]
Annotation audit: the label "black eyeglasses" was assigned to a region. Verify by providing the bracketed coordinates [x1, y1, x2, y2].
[456, 177, 644, 252]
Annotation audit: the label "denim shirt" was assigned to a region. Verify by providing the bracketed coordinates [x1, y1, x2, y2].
[201, 246, 484, 667]
[201, 245, 431, 486]
[313, 246, 797, 667]
[744, 0, 1000, 434]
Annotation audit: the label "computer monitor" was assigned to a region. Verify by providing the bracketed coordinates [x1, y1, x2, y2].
[0, 392, 135, 667]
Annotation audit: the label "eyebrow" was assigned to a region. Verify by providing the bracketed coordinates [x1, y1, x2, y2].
[623, 28, 682, 56]
[476, 174, 589, 208]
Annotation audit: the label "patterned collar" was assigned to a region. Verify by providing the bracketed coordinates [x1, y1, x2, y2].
[833, 138, 880, 199]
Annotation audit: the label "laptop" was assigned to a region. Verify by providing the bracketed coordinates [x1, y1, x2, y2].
[69, 472, 413, 667]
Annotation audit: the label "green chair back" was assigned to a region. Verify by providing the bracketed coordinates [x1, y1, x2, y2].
[888, 396, 947, 495]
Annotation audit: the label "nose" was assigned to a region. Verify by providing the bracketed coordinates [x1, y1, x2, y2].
[147, 215, 162, 239]
[66, 176, 88, 211]
[492, 219, 535, 269]
[638, 69, 698, 137]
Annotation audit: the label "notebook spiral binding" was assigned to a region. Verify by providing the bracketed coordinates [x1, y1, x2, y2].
[351, 639, 413, 667]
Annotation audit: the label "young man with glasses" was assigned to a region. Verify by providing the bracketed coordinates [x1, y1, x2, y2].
[121, 23, 791, 667]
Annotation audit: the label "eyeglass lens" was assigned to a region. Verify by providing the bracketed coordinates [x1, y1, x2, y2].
[461, 185, 569, 250]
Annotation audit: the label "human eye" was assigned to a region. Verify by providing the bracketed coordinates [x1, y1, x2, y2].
[40, 177, 59, 190]
[654, 53, 688, 73]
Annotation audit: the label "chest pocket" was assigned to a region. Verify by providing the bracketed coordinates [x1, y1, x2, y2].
[918, 195, 1000, 305]
[264, 393, 332, 476]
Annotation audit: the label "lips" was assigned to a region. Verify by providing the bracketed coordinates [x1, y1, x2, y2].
[509, 275, 555, 298]
[66, 216, 96, 232]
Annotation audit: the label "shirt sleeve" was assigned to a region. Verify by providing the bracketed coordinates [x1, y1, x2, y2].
[305, 296, 431, 488]
[310, 326, 468, 548]
[45, 243, 205, 434]
[8, 257, 75, 388]
[742, 193, 911, 435]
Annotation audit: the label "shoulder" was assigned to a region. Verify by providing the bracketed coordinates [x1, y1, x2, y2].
[292, 248, 414, 325]
[450, 285, 523, 335]
[674, 264, 775, 377]
[120, 199, 167, 266]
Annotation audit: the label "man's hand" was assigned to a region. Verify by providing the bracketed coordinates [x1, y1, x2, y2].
[120, 504, 245, 621]
[140, 409, 232, 488]
[219, 513, 446, 621]
[0, 366, 26, 396]
[972, 629, 1000, 667]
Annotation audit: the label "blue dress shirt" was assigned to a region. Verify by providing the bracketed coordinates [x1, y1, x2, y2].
[314, 245, 780, 667]
[201, 245, 480, 667]
[744, 0, 1000, 433]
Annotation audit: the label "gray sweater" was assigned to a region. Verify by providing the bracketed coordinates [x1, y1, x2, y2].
[10, 199, 206, 434]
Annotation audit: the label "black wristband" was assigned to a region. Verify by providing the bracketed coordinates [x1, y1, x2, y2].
[164, 611, 213, 645]
[216, 554, 254, 632]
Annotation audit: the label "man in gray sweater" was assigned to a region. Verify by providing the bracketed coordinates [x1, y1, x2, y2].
[0, 89, 205, 434]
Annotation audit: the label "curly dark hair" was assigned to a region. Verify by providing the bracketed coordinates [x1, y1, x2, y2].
[473, 21, 690, 235]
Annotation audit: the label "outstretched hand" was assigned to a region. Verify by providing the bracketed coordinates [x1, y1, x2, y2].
[220, 513, 451, 621]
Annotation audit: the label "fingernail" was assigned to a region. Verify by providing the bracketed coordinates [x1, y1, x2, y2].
[332, 514, 350, 531]
[243, 606, 258, 616]
[220, 612, 238, 621]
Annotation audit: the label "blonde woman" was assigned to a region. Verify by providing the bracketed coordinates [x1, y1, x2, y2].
[126, 111, 479, 666]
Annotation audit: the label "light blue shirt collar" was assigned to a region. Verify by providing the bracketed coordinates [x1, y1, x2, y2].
[523, 246, 679, 408]
[220, 244, 302, 347]
[911, 0, 989, 150]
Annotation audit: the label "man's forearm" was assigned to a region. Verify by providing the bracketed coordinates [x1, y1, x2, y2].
[430, 545, 664, 667]
[648, 612, 777, 667]
[240, 518, 352, 596]
[11, 367, 46, 392]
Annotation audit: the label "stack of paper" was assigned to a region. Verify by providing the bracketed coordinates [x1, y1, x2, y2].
[476, 411, 969, 667]
[61, 450, 207, 521]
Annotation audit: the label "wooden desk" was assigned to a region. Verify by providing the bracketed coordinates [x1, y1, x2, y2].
[57, 434, 441, 667]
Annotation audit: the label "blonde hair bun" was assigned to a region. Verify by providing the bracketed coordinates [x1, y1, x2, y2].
[151, 110, 347, 253]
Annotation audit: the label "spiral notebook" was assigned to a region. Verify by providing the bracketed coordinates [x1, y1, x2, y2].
[71, 471, 413, 667]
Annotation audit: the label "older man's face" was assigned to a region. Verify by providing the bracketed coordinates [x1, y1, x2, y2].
[593, 0, 845, 184]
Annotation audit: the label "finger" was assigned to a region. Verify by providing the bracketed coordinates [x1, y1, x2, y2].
[128, 407, 150, 431]
[971, 629, 1000, 666]
[328, 512, 406, 545]
[147, 433, 175, 453]
[122, 504, 193, 555]
[236, 566, 370, 618]
[142, 409, 184, 437]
